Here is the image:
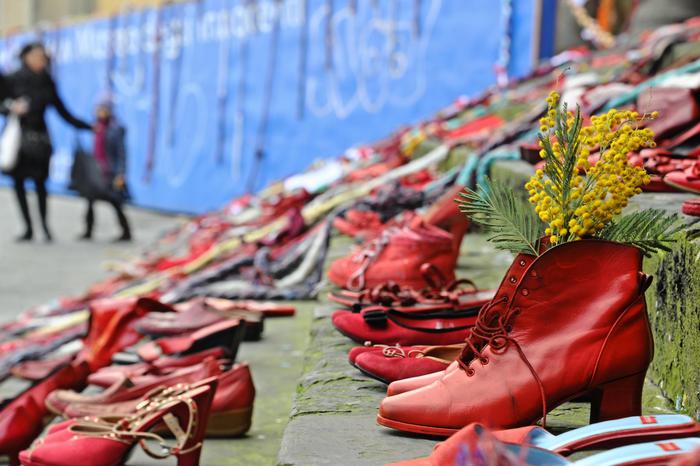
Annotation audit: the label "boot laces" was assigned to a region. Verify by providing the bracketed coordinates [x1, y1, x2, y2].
[458, 297, 550, 427]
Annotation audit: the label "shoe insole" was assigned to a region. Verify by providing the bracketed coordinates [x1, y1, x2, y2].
[524, 415, 699, 452]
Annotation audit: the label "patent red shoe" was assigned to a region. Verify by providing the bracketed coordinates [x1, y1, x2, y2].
[46, 357, 221, 417]
[378, 240, 654, 436]
[327, 221, 457, 291]
[332, 306, 478, 346]
[354, 344, 461, 384]
[21, 380, 217, 466]
[63, 363, 255, 438]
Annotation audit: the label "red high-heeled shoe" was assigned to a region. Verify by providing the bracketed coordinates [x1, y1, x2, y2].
[20, 379, 218, 466]
[62, 363, 256, 438]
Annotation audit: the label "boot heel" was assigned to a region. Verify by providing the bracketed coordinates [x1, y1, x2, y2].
[206, 407, 253, 437]
[177, 450, 201, 466]
[590, 372, 645, 423]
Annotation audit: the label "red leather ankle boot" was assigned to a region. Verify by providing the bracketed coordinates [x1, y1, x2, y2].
[327, 221, 456, 291]
[378, 240, 654, 436]
[422, 184, 470, 254]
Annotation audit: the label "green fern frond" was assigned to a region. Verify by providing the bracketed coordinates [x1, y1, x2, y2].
[456, 179, 544, 256]
[596, 209, 685, 256]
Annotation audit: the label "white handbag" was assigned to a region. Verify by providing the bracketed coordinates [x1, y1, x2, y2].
[0, 114, 21, 172]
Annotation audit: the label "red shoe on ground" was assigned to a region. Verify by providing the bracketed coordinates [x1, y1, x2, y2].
[20, 380, 217, 466]
[61, 363, 255, 438]
[332, 306, 478, 346]
[348, 344, 425, 365]
[665, 162, 700, 194]
[327, 221, 457, 291]
[682, 198, 700, 216]
[354, 344, 462, 384]
[378, 240, 654, 436]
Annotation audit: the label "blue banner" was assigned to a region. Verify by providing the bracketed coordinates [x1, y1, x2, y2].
[1, 0, 547, 213]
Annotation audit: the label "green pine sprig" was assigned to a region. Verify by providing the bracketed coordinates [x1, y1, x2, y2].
[456, 179, 544, 256]
[596, 209, 685, 256]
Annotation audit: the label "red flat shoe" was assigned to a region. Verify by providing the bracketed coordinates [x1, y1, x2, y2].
[354, 344, 462, 384]
[348, 344, 425, 365]
[327, 220, 457, 291]
[332, 306, 478, 346]
[87, 347, 227, 388]
[378, 240, 654, 436]
[682, 198, 700, 216]
[203, 298, 295, 317]
[665, 162, 700, 194]
[21, 380, 217, 466]
[136, 319, 246, 362]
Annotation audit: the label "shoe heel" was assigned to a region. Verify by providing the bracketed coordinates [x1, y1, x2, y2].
[177, 450, 201, 466]
[206, 406, 253, 437]
[590, 372, 645, 423]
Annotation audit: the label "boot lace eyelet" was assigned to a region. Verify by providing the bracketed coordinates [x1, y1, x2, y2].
[519, 259, 526, 266]
[466, 367, 475, 377]
[479, 357, 489, 366]
[509, 276, 516, 284]
[505, 324, 513, 332]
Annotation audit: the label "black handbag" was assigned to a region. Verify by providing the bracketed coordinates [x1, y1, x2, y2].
[68, 141, 110, 200]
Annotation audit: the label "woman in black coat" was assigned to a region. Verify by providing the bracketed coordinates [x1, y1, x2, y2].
[4, 43, 92, 242]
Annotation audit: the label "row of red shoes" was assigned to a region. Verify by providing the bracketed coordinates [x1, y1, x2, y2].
[0, 294, 298, 466]
[327, 187, 700, 464]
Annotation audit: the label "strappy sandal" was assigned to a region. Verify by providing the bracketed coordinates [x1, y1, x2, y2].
[21, 379, 217, 466]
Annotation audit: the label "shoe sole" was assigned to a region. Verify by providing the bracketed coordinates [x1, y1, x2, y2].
[351, 363, 391, 385]
[206, 406, 254, 437]
[376, 414, 458, 437]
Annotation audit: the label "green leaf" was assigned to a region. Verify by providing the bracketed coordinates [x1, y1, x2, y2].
[456, 178, 544, 256]
[596, 209, 686, 256]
